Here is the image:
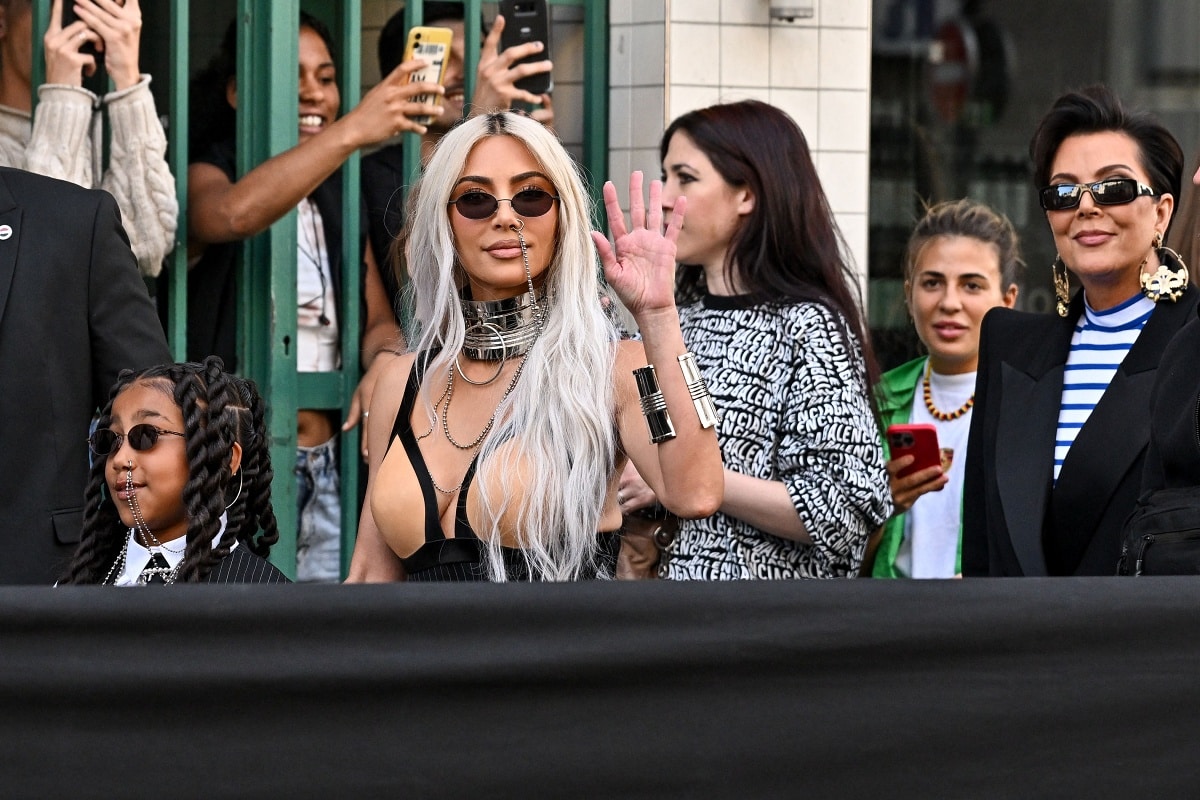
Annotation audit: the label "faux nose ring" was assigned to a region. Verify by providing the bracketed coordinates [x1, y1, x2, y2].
[509, 219, 525, 232]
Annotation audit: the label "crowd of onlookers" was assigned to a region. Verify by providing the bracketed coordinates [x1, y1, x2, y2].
[1, 1, 1198, 587]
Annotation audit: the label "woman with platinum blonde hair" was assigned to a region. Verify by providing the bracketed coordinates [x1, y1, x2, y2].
[347, 112, 723, 581]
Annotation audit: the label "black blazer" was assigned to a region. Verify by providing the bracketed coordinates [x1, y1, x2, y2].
[963, 286, 1200, 576]
[205, 546, 290, 584]
[1142, 306, 1200, 492]
[0, 168, 171, 584]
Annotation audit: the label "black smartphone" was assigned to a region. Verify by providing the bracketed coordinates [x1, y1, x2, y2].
[60, 3, 102, 68]
[498, 0, 552, 95]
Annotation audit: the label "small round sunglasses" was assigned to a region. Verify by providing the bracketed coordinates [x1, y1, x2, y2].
[447, 188, 559, 220]
[88, 424, 186, 456]
[1039, 178, 1157, 212]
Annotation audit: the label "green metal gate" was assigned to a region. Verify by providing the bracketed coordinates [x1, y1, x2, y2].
[32, 0, 608, 579]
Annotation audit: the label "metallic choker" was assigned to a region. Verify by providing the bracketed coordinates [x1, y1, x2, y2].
[461, 290, 545, 361]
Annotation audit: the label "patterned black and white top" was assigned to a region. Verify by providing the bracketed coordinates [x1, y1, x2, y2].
[665, 294, 891, 579]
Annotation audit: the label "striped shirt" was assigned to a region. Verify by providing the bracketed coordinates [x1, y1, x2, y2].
[1054, 293, 1155, 481]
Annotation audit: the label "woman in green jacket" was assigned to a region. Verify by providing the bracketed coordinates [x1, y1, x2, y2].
[867, 200, 1022, 577]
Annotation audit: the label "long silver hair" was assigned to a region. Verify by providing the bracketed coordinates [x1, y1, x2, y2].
[405, 112, 618, 580]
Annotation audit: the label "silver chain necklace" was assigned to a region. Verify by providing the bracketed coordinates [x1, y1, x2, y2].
[103, 464, 183, 585]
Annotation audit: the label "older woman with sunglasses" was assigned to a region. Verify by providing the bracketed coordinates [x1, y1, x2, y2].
[963, 85, 1198, 577]
[346, 111, 723, 582]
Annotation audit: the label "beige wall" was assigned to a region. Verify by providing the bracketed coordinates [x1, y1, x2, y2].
[608, 0, 873, 286]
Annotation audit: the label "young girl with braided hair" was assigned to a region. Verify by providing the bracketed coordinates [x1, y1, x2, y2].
[60, 357, 288, 585]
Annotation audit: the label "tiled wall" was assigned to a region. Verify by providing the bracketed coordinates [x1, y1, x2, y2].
[609, 0, 873, 286]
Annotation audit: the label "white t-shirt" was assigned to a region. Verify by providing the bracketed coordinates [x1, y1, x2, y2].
[296, 198, 340, 372]
[894, 366, 975, 579]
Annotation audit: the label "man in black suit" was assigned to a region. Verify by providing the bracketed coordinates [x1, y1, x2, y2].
[0, 167, 170, 584]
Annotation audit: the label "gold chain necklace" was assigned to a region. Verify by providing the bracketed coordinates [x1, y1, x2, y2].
[922, 361, 974, 422]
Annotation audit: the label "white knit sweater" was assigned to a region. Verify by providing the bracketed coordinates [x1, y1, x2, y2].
[0, 75, 177, 277]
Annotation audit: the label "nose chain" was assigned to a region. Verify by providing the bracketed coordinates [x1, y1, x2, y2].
[124, 463, 184, 585]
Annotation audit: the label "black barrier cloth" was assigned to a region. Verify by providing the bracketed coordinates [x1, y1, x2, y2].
[3, 579, 1200, 798]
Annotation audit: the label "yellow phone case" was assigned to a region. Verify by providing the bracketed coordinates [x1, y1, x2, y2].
[403, 26, 454, 125]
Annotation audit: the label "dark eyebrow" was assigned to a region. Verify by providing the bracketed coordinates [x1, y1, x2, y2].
[453, 171, 551, 190]
[132, 409, 173, 423]
[1049, 164, 1137, 183]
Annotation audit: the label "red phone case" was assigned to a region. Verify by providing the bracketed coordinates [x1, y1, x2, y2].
[887, 424, 941, 478]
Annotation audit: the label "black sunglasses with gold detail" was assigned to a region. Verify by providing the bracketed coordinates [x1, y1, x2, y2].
[1039, 178, 1157, 211]
[88, 424, 186, 456]
[447, 188, 559, 220]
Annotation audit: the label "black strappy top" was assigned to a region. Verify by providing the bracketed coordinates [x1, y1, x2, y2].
[385, 355, 620, 582]
[385, 356, 529, 581]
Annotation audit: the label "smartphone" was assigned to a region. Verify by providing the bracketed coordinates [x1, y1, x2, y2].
[886, 424, 942, 479]
[60, 3, 101, 67]
[403, 26, 454, 126]
[499, 0, 553, 95]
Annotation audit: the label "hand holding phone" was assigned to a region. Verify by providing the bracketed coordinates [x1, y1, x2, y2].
[886, 424, 942, 479]
[499, 0, 553, 95]
[403, 26, 453, 126]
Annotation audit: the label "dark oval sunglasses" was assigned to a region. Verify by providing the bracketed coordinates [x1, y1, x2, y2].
[1039, 178, 1157, 211]
[88, 424, 186, 456]
[447, 188, 559, 220]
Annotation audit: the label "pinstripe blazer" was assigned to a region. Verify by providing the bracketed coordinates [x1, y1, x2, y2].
[205, 547, 290, 584]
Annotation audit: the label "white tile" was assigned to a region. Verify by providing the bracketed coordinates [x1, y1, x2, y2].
[551, 83, 584, 148]
[818, 90, 868, 152]
[631, 23, 667, 87]
[552, 24, 585, 83]
[671, 0, 721, 23]
[715, 87, 770, 104]
[608, 87, 633, 149]
[607, 149, 633, 194]
[721, 0, 769, 25]
[631, 86, 667, 150]
[769, 25, 818, 89]
[820, 0, 869, 28]
[818, 27, 870, 90]
[631, 147, 664, 182]
[609, 25, 633, 87]
[719, 25, 771, 88]
[817, 151, 868, 214]
[767, 89, 819, 148]
[835, 212, 869, 285]
[633, 0, 667, 23]
[609, 0, 635, 25]
[667, 85, 722, 121]
[669, 24, 721, 86]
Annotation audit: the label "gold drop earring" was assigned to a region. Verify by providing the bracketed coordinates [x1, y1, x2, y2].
[1052, 256, 1071, 317]
[1140, 230, 1190, 303]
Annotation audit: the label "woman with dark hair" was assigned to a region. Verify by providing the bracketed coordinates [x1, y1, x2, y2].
[619, 99, 891, 580]
[963, 85, 1198, 577]
[184, 13, 440, 581]
[61, 357, 288, 585]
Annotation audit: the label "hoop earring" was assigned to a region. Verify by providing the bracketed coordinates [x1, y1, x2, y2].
[1140, 240, 1190, 303]
[224, 471, 244, 510]
[1052, 256, 1071, 317]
